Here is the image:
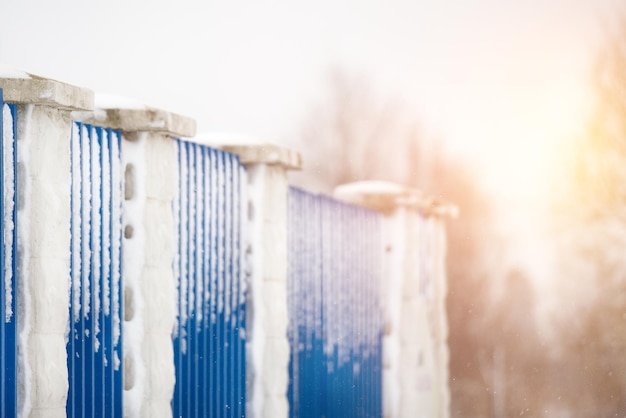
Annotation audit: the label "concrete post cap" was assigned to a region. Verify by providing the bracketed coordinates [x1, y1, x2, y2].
[0, 67, 94, 111]
[194, 133, 302, 170]
[72, 94, 196, 138]
[333, 180, 459, 218]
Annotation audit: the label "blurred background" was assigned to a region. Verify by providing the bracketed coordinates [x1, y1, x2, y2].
[3, 0, 626, 415]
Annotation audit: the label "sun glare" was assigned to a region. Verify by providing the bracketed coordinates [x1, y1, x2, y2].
[471, 78, 589, 203]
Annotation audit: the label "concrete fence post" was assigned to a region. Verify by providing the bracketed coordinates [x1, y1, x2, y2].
[334, 181, 456, 418]
[205, 139, 301, 418]
[0, 74, 94, 418]
[74, 102, 196, 418]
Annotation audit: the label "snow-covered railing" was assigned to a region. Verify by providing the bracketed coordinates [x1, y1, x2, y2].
[335, 181, 454, 418]
[172, 139, 246, 418]
[74, 99, 196, 418]
[1, 89, 18, 418]
[0, 69, 455, 418]
[203, 140, 302, 418]
[287, 187, 383, 418]
[0, 72, 94, 418]
[67, 122, 124, 418]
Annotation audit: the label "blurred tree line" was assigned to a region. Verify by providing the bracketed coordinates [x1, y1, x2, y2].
[544, 11, 626, 416]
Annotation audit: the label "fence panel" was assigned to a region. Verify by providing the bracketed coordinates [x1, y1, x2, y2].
[67, 122, 124, 418]
[288, 187, 383, 418]
[173, 139, 246, 418]
[1, 90, 18, 418]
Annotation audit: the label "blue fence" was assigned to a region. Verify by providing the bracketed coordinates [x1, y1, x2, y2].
[67, 122, 124, 418]
[1, 90, 18, 418]
[287, 188, 383, 418]
[173, 139, 247, 418]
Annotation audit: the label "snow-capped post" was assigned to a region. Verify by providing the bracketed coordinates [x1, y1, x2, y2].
[0, 72, 94, 418]
[74, 100, 196, 418]
[202, 137, 301, 418]
[334, 181, 457, 418]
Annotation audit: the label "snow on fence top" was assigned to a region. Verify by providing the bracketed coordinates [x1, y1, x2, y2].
[0, 70, 93, 110]
[73, 97, 196, 138]
[334, 180, 459, 218]
[196, 133, 302, 170]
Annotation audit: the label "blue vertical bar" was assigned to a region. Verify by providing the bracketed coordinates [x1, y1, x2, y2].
[218, 150, 225, 418]
[68, 122, 123, 418]
[102, 127, 113, 417]
[184, 141, 192, 418]
[1, 91, 5, 418]
[188, 141, 197, 418]
[172, 139, 183, 417]
[0, 93, 18, 418]
[172, 141, 245, 418]
[0, 89, 5, 418]
[113, 128, 124, 418]
[210, 147, 218, 418]
[93, 126, 104, 418]
[201, 145, 211, 418]
[287, 188, 383, 418]
[197, 143, 204, 418]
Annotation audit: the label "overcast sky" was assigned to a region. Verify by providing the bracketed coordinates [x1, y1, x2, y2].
[0, 0, 622, 197]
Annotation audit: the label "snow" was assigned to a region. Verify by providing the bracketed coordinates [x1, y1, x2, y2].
[193, 132, 265, 147]
[224, 154, 232, 318]
[68, 123, 123, 361]
[70, 123, 82, 322]
[16, 104, 33, 418]
[335, 180, 411, 196]
[121, 131, 148, 418]
[80, 125, 92, 319]
[3, 104, 15, 322]
[0, 65, 31, 79]
[91, 126, 102, 352]
[209, 148, 218, 325]
[111, 129, 123, 351]
[101, 129, 112, 317]
[246, 164, 266, 418]
[178, 141, 189, 346]
[94, 94, 147, 110]
[217, 153, 225, 316]
[194, 144, 203, 328]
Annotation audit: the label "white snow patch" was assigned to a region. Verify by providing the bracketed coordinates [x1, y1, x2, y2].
[110, 130, 122, 351]
[335, 180, 411, 196]
[246, 163, 266, 418]
[38, 89, 52, 99]
[71, 123, 82, 322]
[0, 65, 31, 79]
[147, 120, 165, 129]
[121, 131, 148, 418]
[17, 104, 34, 418]
[91, 126, 102, 352]
[101, 129, 112, 317]
[192, 132, 266, 148]
[94, 94, 147, 110]
[81, 124, 92, 319]
[3, 104, 15, 322]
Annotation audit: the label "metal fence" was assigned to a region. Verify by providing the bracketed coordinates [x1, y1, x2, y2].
[1, 90, 18, 418]
[173, 139, 247, 418]
[287, 187, 383, 418]
[67, 122, 124, 418]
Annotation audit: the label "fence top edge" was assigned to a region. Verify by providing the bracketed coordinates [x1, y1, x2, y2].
[333, 180, 459, 219]
[73, 108, 196, 138]
[193, 133, 302, 170]
[0, 75, 94, 111]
